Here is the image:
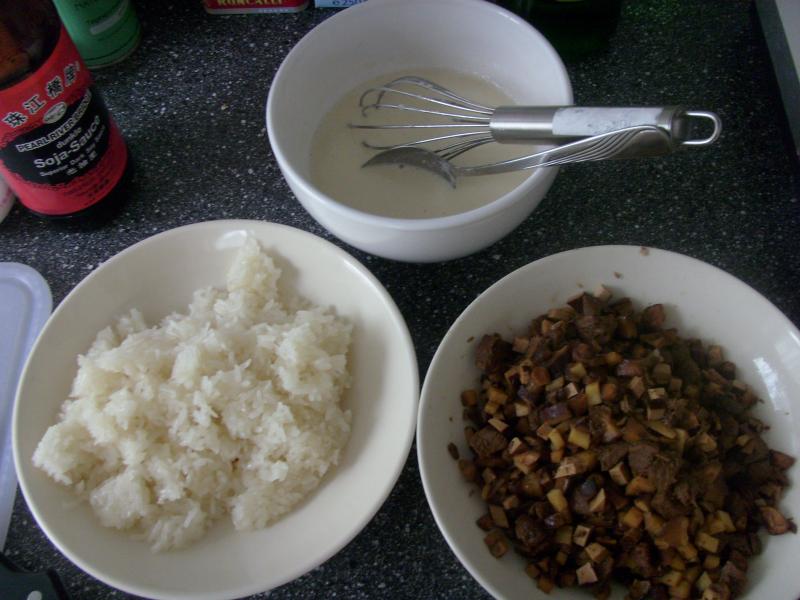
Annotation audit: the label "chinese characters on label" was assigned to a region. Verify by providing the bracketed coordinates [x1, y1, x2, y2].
[2, 61, 81, 129]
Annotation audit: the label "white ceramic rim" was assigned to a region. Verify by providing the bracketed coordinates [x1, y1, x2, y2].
[417, 244, 800, 600]
[265, 0, 573, 233]
[13, 219, 420, 600]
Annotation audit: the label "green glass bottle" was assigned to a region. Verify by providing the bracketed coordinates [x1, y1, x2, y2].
[498, 0, 622, 59]
[52, 0, 141, 68]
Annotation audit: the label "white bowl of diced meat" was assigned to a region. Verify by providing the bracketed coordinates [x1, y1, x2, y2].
[417, 245, 800, 600]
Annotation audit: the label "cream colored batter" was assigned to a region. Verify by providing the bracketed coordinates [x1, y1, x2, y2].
[310, 68, 535, 219]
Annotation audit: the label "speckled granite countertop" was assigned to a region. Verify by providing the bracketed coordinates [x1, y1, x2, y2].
[1, 1, 799, 598]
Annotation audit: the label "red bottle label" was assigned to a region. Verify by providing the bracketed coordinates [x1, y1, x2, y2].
[0, 26, 127, 216]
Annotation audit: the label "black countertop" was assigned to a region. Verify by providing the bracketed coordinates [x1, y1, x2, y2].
[2, 1, 799, 599]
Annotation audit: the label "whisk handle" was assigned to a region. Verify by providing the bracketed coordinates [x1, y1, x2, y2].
[490, 106, 720, 146]
[489, 106, 561, 140]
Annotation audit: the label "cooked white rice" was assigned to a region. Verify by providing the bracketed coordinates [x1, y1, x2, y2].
[32, 237, 352, 552]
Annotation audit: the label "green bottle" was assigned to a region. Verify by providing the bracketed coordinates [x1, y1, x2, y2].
[53, 0, 141, 68]
[498, 0, 622, 59]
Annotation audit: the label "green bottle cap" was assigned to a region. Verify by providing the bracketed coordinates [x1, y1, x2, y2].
[53, 0, 142, 68]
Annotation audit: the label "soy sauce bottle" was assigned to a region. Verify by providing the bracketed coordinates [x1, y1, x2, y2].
[0, 0, 130, 222]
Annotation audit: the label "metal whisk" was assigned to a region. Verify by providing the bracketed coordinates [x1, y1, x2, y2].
[351, 76, 507, 160]
[350, 76, 722, 185]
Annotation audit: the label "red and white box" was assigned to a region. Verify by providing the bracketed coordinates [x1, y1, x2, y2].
[203, 0, 309, 13]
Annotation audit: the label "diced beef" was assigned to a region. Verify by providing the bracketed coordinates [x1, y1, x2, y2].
[589, 405, 617, 441]
[641, 304, 666, 331]
[673, 480, 693, 506]
[744, 458, 775, 486]
[760, 505, 796, 534]
[770, 450, 796, 471]
[651, 490, 690, 519]
[515, 514, 547, 549]
[539, 402, 571, 425]
[475, 334, 513, 376]
[740, 433, 770, 464]
[719, 561, 748, 597]
[703, 475, 729, 510]
[598, 442, 629, 471]
[572, 342, 595, 362]
[664, 397, 689, 427]
[646, 452, 681, 494]
[723, 533, 754, 558]
[671, 342, 701, 385]
[620, 527, 643, 551]
[626, 580, 651, 600]
[628, 543, 656, 578]
[648, 585, 670, 600]
[703, 582, 732, 600]
[575, 315, 617, 344]
[627, 442, 659, 476]
[616, 359, 644, 377]
[468, 426, 508, 458]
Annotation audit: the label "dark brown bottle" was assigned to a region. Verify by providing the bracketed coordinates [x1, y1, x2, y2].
[498, 0, 622, 59]
[0, 0, 130, 222]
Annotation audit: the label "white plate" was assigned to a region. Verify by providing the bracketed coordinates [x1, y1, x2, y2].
[13, 220, 419, 600]
[418, 245, 800, 600]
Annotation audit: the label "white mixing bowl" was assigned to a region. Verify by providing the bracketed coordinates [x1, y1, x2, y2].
[266, 0, 572, 262]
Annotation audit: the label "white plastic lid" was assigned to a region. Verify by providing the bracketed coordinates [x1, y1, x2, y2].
[0, 263, 51, 548]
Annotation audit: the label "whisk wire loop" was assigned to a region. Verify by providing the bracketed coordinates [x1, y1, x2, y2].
[438, 137, 495, 161]
[359, 86, 494, 120]
[359, 102, 492, 123]
[353, 76, 498, 151]
[359, 130, 493, 151]
[370, 76, 494, 113]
